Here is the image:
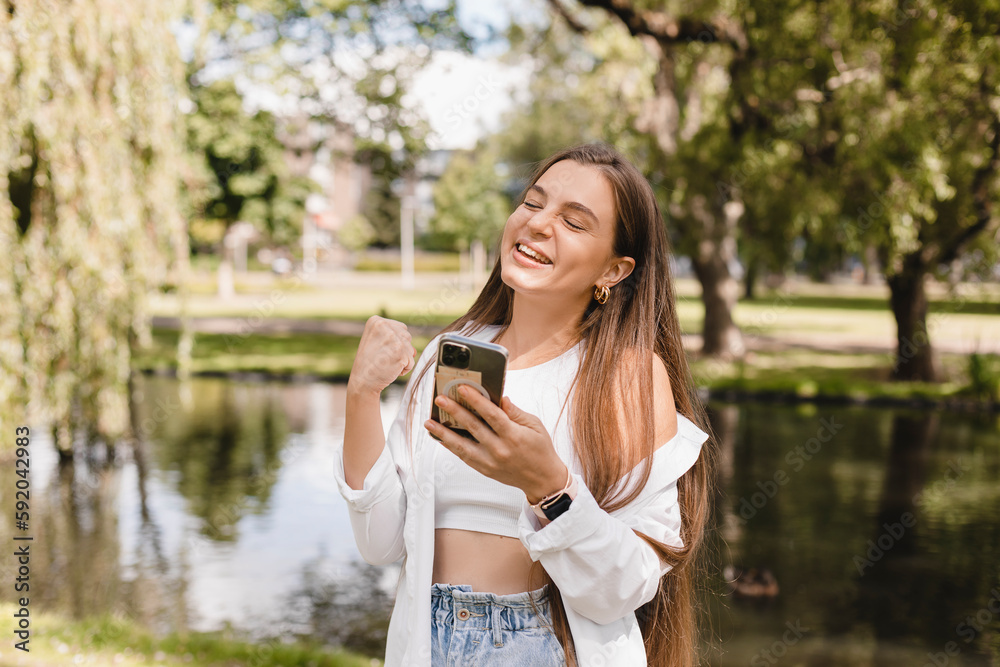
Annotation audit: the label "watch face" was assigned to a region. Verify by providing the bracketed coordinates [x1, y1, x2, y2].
[542, 493, 573, 521]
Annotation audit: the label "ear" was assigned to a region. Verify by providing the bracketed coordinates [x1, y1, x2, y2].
[601, 255, 635, 288]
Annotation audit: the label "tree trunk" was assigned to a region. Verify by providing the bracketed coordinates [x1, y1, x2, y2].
[218, 223, 235, 300]
[692, 246, 745, 358]
[862, 244, 879, 285]
[564, 6, 747, 359]
[886, 267, 938, 382]
[743, 258, 757, 300]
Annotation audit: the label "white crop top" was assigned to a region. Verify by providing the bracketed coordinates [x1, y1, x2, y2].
[434, 325, 584, 538]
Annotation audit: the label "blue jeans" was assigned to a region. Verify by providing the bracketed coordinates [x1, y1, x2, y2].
[430, 583, 567, 666]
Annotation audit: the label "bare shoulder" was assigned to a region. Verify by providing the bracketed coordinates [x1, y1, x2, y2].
[614, 349, 679, 455]
[651, 354, 679, 450]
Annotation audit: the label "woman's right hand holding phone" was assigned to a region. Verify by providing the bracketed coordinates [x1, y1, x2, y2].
[347, 315, 417, 397]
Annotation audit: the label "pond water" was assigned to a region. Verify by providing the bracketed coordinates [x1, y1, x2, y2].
[1, 374, 998, 665]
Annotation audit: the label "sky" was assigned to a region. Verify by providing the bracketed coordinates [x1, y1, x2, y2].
[175, 0, 548, 151]
[413, 0, 543, 149]
[410, 49, 533, 150]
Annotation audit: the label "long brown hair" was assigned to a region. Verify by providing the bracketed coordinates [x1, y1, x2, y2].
[405, 142, 715, 666]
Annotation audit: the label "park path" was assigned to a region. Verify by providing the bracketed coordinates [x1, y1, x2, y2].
[150, 315, 443, 339]
[152, 267, 999, 355]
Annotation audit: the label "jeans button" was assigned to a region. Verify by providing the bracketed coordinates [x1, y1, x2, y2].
[457, 608, 470, 620]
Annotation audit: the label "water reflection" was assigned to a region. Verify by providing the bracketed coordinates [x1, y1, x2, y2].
[0, 374, 997, 665]
[285, 557, 393, 656]
[710, 406, 1000, 666]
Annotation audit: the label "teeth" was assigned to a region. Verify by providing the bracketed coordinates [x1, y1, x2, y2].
[517, 243, 551, 264]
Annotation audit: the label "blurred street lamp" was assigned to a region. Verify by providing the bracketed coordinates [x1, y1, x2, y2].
[401, 194, 415, 291]
[303, 193, 327, 279]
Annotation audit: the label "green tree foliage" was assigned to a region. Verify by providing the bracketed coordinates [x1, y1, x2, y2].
[427, 147, 510, 252]
[361, 170, 403, 247]
[351, 60, 439, 247]
[0, 0, 189, 453]
[518, 1, 779, 357]
[824, 1, 1000, 381]
[543, 0, 999, 376]
[184, 78, 315, 248]
[539, 0, 757, 357]
[500, 15, 652, 165]
[426, 17, 650, 254]
[187, 0, 471, 250]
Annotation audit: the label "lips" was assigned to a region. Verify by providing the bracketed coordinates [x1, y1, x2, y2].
[515, 242, 552, 265]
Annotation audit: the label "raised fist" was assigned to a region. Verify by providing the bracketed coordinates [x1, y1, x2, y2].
[347, 315, 417, 395]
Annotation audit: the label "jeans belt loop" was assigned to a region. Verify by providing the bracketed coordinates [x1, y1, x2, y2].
[491, 604, 503, 647]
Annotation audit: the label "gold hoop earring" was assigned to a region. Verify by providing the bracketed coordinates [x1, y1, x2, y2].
[594, 284, 610, 304]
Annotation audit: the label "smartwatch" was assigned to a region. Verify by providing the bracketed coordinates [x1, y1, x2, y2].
[530, 469, 578, 522]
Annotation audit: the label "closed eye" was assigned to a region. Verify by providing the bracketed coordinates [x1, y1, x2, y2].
[563, 218, 584, 230]
[523, 200, 542, 209]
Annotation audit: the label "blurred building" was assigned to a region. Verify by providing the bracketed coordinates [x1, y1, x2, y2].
[278, 115, 452, 268]
[279, 116, 372, 266]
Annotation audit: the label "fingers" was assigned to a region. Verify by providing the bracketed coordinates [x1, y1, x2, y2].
[400, 345, 417, 374]
[454, 386, 511, 436]
[364, 316, 414, 377]
[433, 392, 496, 444]
[501, 396, 542, 430]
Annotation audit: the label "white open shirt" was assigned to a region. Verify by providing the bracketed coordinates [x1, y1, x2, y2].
[333, 322, 709, 666]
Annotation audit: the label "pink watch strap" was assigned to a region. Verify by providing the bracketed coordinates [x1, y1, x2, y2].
[530, 468, 577, 521]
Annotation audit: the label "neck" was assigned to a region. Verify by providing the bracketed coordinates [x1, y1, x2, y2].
[498, 290, 588, 369]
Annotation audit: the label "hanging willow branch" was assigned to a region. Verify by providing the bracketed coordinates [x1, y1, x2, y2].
[0, 0, 190, 454]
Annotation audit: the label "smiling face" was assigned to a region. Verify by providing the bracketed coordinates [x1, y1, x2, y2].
[499, 159, 635, 303]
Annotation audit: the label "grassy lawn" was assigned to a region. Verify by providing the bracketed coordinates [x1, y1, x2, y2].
[132, 330, 1000, 406]
[148, 286, 479, 326]
[0, 603, 380, 667]
[137, 272, 999, 404]
[353, 251, 462, 272]
[689, 350, 1000, 404]
[728, 295, 997, 343]
[133, 329, 432, 380]
[150, 276, 997, 347]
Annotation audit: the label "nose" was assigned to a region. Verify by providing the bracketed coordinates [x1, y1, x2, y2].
[525, 205, 555, 236]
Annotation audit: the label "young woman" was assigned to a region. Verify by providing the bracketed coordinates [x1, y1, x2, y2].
[335, 143, 714, 666]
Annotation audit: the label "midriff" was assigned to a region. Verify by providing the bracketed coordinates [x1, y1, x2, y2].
[432, 528, 548, 594]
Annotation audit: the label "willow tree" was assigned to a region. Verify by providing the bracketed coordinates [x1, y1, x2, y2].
[0, 1, 190, 454]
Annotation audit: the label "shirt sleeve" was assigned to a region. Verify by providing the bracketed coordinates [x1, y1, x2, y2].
[516, 415, 708, 625]
[334, 434, 408, 565]
[332, 335, 440, 566]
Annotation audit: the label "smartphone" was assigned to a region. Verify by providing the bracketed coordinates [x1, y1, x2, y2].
[429, 334, 508, 442]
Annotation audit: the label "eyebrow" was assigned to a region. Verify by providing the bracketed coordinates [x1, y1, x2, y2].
[529, 184, 599, 225]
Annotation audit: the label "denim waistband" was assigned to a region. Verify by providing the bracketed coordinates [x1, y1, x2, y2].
[431, 582, 554, 643]
[430, 582, 552, 608]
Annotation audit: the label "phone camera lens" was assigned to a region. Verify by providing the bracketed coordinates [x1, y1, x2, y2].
[442, 343, 470, 368]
